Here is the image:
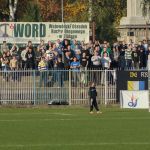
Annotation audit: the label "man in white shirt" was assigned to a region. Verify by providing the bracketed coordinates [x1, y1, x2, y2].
[101, 52, 111, 85]
[91, 51, 101, 84]
[101, 52, 111, 69]
[21, 46, 28, 69]
[91, 51, 101, 68]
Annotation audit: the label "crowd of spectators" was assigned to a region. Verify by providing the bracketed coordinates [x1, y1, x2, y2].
[0, 39, 150, 73]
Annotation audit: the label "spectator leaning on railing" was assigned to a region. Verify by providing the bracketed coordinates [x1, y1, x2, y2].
[111, 46, 120, 69]
[139, 47, 146, 69]
[70, 57, 80, 86]
[1, 53, 10, 81]
[101, 52, 111, 85]
[132, 46, 140, 69]
[55, 57, 64, 87]
[91, 51, 101, 69]
[10, 55, 20, 82]
[21, 46, 28, 69]
[25, 47, 35, 70]
[125, 44, 132, 69]
[10, 55, 18, 71]
[38, 56, 48, 87]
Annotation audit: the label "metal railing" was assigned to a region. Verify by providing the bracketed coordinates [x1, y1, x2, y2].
[0, 69, 117, 105]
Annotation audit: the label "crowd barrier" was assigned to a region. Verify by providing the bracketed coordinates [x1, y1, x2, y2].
[0, 69, 117, 105]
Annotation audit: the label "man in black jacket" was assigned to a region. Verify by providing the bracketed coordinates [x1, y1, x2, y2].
[132, 47, 140, 69]
[88, 82, 102, 114]
[25, 48, 35, 69]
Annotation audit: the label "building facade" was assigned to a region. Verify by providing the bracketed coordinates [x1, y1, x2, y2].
[118, 0, 150, 43]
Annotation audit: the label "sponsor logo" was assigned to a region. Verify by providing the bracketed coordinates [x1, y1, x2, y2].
[128, 94, 138, 107]
[130, 72, 137, 78]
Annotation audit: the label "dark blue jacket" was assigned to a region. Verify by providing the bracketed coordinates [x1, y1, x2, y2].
[88, 87, 97, 98]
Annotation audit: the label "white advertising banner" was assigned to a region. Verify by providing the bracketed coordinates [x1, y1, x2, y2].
[120, 90, 149, 109]
[147, 55, 150, 70]
[0, 22, 89, 43]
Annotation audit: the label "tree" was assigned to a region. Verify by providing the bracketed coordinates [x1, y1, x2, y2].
[9, 0, 18, 21]
[141, 0, 150, 17]
[63, 0, 126, 42]
[17, 0, 41, 22]
[0, 0, 31, 22]
[0, 0, 127, 43]
[113, 0, 127, 25]
[90, 0, 126, 42]
[64, 0, 88, 22]
[0, 0, 9, 21]
[38, 0, 61, 21]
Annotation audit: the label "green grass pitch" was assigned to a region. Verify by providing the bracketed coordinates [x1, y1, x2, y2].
[0, 106, 150, 150]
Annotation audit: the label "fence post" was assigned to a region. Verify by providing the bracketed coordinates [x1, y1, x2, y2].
[33, 70, 36, 105]
[69, 69, 72, 105]
[148, 70, 150, 112]
[104, 69, 107, 106]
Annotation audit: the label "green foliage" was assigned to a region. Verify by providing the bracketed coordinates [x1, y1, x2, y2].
[0, 0, 41, 22]
[16, 0, 41, 22]
[92, 0, 126, 42]
[64, 0, 88, 22]
[0, 0, 9, 21]
[141, 0, 150, 17]
[0, 0, 127, 42]
[63, 0, 126, 42]
[38, 0, 61, 22]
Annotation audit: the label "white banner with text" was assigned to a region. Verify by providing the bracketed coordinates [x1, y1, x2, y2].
[0, 22, 89, 43]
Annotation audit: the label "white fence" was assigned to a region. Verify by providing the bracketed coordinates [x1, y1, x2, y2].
[0, 70, 117, 105]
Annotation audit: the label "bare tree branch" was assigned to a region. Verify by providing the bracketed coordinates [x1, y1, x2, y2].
[9, 0, 18, 21]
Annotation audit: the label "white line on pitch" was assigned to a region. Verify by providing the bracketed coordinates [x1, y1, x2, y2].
[0, 119, 73, 122]
[0, 117, 150, 122]
[0, 112, 74, 116]
[0, 142, 150, 147]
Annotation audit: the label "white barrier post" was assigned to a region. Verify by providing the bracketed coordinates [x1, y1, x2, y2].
[148, 56, 150, 112]
[104, 69, 107, 106]
[69, 70, 72, 105]
[148, 69, 150, 112]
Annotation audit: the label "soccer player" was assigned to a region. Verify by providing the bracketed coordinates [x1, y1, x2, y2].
[88, 82, 102, 114]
